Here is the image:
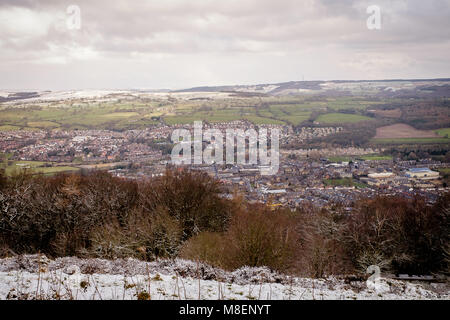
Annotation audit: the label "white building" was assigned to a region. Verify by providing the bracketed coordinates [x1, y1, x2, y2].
[405, 168, 439, 180]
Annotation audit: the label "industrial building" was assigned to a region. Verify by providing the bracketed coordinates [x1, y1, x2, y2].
[405, 168, 439, 180]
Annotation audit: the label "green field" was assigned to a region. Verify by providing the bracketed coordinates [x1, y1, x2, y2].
[164, 106, 288, 125]
[33, 166, 80, 174]
[28, 121, 60, 128]
[359, 154, 393, 161]
[100, 112, 140, 119]
[267, 105, 311, 125]
[0, 96, 438, 131]
[0, 157, 79, 176]
[323, 178, 367, 188]
[0, 125, 21, 131]
[435, 128, 450, 137]
[163, 101, 316, 126]
[164, 108, 244, 124]
[244, 115, 285, 125]
[0, 102, 160, 131]
[326, 97, 382, 110]
[316, 113, 373, 124]
[328, 154, 393, 162]
[0, 95, 380, 130]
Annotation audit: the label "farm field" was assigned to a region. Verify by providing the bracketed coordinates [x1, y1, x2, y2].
[325, 97, 387, 111]
[27, 121, 60, 128]
[79, 162, 128, 170]
[0, 156, 79, 176]
[0, 125, 21, 131]
[372, 124, 450, 144]
[164, 100, 377, 126]
[0, 102, 160, 131]
[316, 113, 373, 124]
[0, 93, 447, 143]
[435, 128, 450, 137]
[32, 166, 80, 175]
[359, 154, 393, 161]
[266, 105, 312, 125]
[0, 95, 387, 130]
[324, 178, 353, 186]
[375, 124, 440, 139]
[371, 108, 402, 118]
[327, 154, 393, 162]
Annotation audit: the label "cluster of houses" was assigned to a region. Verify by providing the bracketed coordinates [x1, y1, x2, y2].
[181, 154, 447, 209]
[0, 129, 165, 163]
[283, 126, 343, 144]
[1, 126, 448, 210]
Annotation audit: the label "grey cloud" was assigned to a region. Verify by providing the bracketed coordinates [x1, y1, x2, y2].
[0, 0, 449, 90]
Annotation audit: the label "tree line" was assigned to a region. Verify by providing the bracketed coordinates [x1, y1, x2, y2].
[0, 169, 448, 277]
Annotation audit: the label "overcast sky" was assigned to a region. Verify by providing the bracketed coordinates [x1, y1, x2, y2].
[0, 0, 449, 90]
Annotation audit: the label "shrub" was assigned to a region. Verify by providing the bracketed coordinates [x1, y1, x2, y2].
[0, 172, 135, 256]
[146, 208, 183, 259]
[180, 232, 225, 268]
[181, 204, 301, 273]
[221, 204, 300, 272]
[295, 210, 351, 277]
[344, 195, 449, 274]
[139, 169, 232, 240]
[0, 169, 229, 260]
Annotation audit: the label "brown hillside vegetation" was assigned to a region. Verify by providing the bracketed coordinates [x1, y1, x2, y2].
[0, 169, 448, 276]
[372, 108, 402, 118]
[375, 123, 440, 139]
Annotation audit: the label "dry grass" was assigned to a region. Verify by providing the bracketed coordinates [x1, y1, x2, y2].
[375, 123, 440, 139]
[372, 108, 402, 118]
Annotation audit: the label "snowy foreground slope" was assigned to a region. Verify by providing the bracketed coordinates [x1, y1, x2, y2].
[0, 255, 448, 300]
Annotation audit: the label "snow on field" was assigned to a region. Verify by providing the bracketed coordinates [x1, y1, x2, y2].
[162, 92, 233, 100]
[0, 90, 236, 104]
[0, 91, 12, 98]
[0, 255, 448, 300]
[23, 90, 134, 102]
[0, 90, 144, 105]
[234, 85, 280, 94]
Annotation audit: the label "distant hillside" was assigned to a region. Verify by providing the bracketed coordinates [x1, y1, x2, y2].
[173, 78, 450, 97]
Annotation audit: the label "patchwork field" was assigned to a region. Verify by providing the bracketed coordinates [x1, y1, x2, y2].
[0, 102, 161, 131]
[0, 95, 388, 130]
[0, 93, 446, 142]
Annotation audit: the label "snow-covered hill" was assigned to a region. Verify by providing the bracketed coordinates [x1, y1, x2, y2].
[0, 255, 448, 300]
